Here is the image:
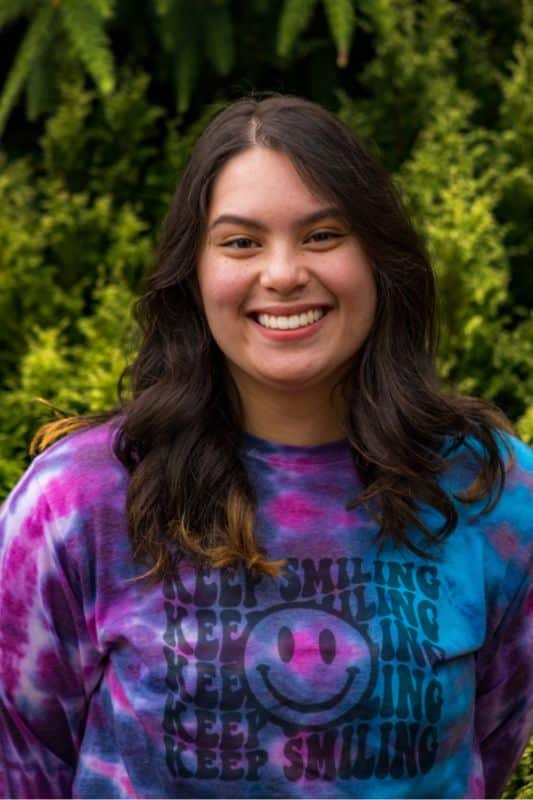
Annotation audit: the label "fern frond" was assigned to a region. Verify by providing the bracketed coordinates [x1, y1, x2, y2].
[25, 41, 55, 121]
[60, 0, 115, 94]
[0, 0, 34, 30]
[204, 0, 234, 76]
[154, 0, 174, 52]
[158, 0, 201, 113]
[0, 2, 56, 137]
[323, 0, 356, 67]
[277, 0, 319, 58]
[176, 36, 200, 113]
[155, 0, 191, 54]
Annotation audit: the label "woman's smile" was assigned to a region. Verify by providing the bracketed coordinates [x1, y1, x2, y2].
[248, 304, 331, 342]
[253, 306, 327, 331]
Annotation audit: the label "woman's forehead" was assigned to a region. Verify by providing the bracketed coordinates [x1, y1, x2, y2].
[207, 147, 337, 220]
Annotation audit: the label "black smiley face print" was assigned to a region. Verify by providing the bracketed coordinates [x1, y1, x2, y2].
[244, 604, 377, 729]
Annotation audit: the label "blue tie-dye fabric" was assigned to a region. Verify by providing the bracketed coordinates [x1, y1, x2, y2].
[0, 422, 531, 798]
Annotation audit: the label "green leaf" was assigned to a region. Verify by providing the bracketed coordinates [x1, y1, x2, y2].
[60, 0, 115, 95]
[176, 36, 200, 114]
[155, 0, 191, 53]
[155, 0, 202, 113]
[25, 39, 56, 121]
[87, 0, 116, 21]
[0, 0, 34, 30]
[0, 2, 56, 137]
[277, 0, 319, 58]
[503, 736, 533, 797]
[203, 0, 235, 76]
[41, 78, 94, 175]
[169, 0, 202, 113]
[500, 0, 533, 165]
[154, 0, 171, 17]
[322, 0, 356, 67]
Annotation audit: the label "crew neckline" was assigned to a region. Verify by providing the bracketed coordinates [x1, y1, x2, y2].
[241, 431, 352, 465]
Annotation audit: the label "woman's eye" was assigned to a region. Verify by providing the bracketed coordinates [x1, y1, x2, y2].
[307, 231, 344, 244]
[222, 237, 258, 250]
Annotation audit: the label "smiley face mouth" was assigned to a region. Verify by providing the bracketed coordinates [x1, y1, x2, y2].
[256, 664, 359, 712]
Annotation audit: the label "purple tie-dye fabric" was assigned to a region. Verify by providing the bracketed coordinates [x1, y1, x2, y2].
[0, 422, 531, 798]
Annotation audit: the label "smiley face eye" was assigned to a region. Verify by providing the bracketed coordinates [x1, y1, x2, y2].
[319, 628, 336, 664]
[278, 626, 295, 662]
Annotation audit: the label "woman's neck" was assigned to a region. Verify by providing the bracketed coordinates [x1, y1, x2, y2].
[238, 384, 347, 446]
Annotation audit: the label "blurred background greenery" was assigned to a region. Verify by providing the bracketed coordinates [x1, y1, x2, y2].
[0, 1, 531, 793]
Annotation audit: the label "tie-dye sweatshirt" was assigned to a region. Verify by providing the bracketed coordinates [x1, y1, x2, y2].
[0, 422, 532, 799]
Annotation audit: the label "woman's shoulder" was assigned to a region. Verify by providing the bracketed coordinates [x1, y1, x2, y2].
[487, 429, 531, 468]
[487, 431, 532, 545]
[35, 415, 125, 474]
[455, 430, 532, 583]
[2, 418, 129, 529]
[444, 429, 533, 495]
[439, 430, 532, 574]
[499, 431, 533, 502]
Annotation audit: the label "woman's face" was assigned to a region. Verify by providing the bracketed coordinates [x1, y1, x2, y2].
[197, 147, 377, 404]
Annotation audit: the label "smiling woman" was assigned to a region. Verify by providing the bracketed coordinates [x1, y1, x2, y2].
[0, 95, 532, 800]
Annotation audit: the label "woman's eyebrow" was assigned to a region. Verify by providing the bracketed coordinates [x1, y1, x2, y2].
[208, 207, 346, 232]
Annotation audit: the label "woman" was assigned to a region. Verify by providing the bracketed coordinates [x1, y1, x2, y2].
[0, 95, 531, 799]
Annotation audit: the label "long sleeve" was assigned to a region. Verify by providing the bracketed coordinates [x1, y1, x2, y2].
[0, 463, 104, 798]
[474, 569, 533, 798]
[472, 437, 533, 798]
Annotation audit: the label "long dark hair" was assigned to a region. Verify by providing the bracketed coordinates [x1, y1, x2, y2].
[34, 94, 514, 579]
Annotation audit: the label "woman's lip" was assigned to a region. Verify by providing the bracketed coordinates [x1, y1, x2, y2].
[247, 304, 331, 316]
[250, 309, 330, 339]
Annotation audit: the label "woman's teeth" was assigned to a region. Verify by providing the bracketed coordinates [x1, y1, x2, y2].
[256, 308, 325, 330]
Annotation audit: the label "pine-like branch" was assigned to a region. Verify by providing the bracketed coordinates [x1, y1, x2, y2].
[277, 0, 319, 58]
[0, 2, 55, 137]
[322, 0, 356, 67]
[60, 0, 115, 95]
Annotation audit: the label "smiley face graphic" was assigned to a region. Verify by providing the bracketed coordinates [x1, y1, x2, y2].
[243, 603, 377, 729]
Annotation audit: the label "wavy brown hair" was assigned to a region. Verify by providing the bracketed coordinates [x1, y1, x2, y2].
[34, 94, 514, 580]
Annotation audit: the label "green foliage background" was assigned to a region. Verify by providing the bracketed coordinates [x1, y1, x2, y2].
[0, 1, 532, 793]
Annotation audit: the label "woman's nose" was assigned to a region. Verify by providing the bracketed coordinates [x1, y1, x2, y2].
[259, 248, 310, 294]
